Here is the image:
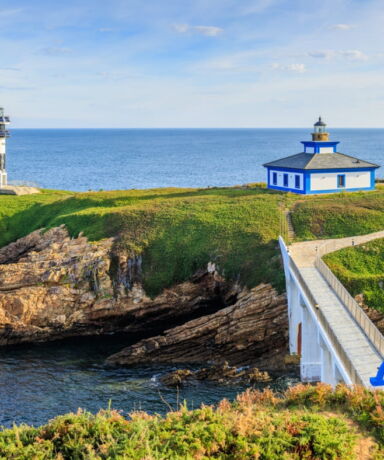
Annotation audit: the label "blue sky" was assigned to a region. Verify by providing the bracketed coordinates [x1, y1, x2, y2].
[0, 0, 383, 127]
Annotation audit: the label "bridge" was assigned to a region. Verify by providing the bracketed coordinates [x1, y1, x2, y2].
[280, 231, 384, 387]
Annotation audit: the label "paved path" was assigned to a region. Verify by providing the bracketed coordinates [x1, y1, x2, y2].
[289, 230, 384, 386]
[300, 267, 381, 385]
[290, 230, 384, 267]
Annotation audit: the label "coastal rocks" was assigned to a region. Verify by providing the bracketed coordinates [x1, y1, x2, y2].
[0, 225, 289, 370]
[0, 226, 236, 345]
[160, 363, 272, 386]
[106, 283, 288, 368]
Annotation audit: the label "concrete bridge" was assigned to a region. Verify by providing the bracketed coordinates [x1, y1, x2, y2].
[280, 231, 384, 387]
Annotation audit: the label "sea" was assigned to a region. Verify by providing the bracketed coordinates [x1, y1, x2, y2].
[2, 128, 384, 427]
[7, 128, 384, 190]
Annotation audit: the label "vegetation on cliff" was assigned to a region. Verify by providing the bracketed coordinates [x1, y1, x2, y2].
[324, 238, 384, 312]
[2, 185, 384, 297]
[0, 186, 286, 295]
[291, 185, 384, 240]
[1, 384, 382, 459]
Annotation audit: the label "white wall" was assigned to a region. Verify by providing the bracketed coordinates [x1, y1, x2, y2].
[319, 147, 334, 153]
[310, 171, 370, 191]
[0, 171, 6, 187]
[0, 139, 5, 155]
[269, 169, 304, 191]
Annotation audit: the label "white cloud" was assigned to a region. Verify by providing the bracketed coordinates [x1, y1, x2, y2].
[240, 0, 277, 15]
[338, 49, 368, 61]
[330, 23, 355, 31]
[308, 50, 335, 59]
[37, 47, 72, 57]
[98, 28, 114, 33]
[308, 49, 368, 61]
[0, 8, 23, 18]
[173, 24, 223, 37]
[272, 63, 307, 73]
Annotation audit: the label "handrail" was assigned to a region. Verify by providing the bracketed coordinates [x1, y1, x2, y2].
[315, 256, 384, 358]
[289, 256, 365, 385]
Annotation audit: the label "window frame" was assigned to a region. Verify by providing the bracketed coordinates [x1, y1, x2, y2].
[283, 173, 289, 187]
[272, 172, 277, 185]
[294, 174, 300, 189]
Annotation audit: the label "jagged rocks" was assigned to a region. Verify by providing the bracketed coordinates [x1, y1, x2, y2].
[0, 225, 289, 370]
[106, 284, 288, 368]
[0, 227, 236, 345]
[160, 363, 272, 386]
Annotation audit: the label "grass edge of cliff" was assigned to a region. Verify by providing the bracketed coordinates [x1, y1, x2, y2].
[3, 184, 384, 296]
[0, 383, 382, 459]
[0, 184, 289, 296]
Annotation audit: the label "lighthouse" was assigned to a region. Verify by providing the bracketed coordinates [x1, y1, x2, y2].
[0, 107, 10, 188]
[263, 117, 379, 194]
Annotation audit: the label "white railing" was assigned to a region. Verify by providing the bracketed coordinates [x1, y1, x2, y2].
[314, 245, 384, 359]
[315, 257, 384, 358]
[289, 255, 364, 385]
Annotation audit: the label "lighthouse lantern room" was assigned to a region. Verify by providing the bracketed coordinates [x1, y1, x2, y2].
[263, 117, 379, 194]
[0, 107, 10, 188]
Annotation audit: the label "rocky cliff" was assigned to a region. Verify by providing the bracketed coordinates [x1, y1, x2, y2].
[106, 283, 288, 367]
[0, 226, 288, 367]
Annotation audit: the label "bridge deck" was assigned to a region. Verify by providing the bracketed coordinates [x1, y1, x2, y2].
[300, 267, 381, 386]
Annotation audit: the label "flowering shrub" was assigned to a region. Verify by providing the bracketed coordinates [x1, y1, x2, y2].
[1, 384, 383, 459]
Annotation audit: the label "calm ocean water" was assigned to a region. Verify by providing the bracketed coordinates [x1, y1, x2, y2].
[7, 128, 384, 191]
[1, 128, 380, 427]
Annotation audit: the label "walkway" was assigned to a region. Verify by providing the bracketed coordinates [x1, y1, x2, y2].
[289, 230, 384, 386]
[290, 230, 384, 267]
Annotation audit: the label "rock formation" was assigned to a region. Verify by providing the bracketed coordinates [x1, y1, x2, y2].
[0, 226, 234, 345]
[106, 283, 288, 368]
[0, 225, 288, 369]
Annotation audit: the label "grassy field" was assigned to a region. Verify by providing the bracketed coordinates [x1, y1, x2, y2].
[0, 185, 289, 295]
[324, 238, 384, 312]
[3, 185, 384, 296]
[0, 384, 382, 459]
[291, 186, 384, 240]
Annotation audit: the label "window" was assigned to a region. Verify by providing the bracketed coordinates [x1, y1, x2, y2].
[337, 174, 346, 188]
[283, 173, 289, 187]
[272, 172, 277, 185]
[295, 175, 300, 189]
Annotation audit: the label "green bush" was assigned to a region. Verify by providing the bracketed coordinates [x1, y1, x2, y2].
[1, 384, 375, 459]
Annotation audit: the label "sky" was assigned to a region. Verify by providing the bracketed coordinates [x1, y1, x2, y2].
[0, 0, 383, 128]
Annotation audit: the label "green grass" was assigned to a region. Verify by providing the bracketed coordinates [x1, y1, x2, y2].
[291, 186, 384, 240]
[1, 384, 382, 459]
[0, 186, 288, 296]
[324, 238, 384, 312]
[4, 185, 384, 297]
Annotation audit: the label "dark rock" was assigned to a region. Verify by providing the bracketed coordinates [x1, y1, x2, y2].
[106, 284, 288, 368]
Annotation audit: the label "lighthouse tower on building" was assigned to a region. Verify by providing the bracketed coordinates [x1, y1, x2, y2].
[264, 117, 379, 194]
[0, 108, 10, 188]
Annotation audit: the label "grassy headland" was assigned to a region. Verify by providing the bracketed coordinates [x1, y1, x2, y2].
[0, 185, 288, 295]
[1, 384, 382, 459]
[3, 185, 384, 296]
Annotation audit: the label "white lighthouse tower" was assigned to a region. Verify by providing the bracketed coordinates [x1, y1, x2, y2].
[0, 107, 10, 188]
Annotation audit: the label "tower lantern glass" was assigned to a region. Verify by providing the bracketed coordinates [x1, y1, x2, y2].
[312, 117, 329, 141]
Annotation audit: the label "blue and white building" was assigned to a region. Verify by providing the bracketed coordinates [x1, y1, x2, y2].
[264, 118, 379, 194]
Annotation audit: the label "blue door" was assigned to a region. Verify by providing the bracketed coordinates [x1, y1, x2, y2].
[337, 174, 346, 188]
